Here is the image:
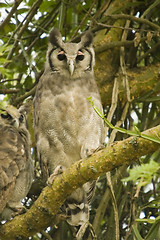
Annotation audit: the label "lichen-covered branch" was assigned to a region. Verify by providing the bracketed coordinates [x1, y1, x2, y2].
[0, 125, 160, 240]
[95, 63, 160, 105]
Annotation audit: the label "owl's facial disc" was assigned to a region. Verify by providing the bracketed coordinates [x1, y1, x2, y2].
[56, 48, 85, 76]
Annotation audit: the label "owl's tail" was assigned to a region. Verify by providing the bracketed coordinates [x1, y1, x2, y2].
[62, 180, 96, 226]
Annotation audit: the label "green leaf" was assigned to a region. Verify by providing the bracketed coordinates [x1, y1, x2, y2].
[16, 8, 29, 15]
[141, 134, 160, 144]
[0, 3, 12, 8]
[0, 58, 11, 64]
[88, 97, 160, 144]
[0, 67, 12, 77]
[132, 225, 143, 240]
[145, 217, 160, 240]
[135, 216, 160, 240]
[122, 160, 160, 186]
[0, 44, 12, 53]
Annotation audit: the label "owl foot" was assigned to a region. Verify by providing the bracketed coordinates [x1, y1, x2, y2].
[86, 144, 105, 157]
[11, 206, 26, 218]
[7, 203, 26, 218]
[76, 221, 89, 240]
[47, 165, 64, 186]
[76, 222, 97, 240]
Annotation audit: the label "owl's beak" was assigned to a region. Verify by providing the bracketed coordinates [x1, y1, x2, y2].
[68, 59, 74, 76]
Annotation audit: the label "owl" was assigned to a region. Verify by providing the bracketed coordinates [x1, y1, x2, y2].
[34, 29, 105, 227]
[0, 105, 33, 220]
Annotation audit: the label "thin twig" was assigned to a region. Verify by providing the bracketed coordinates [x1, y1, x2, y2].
[142, 0, 160, 18]
[13, 85, 36, 105]
[95, 22, 157, 34]
[120, 15, 131, 102]
[106, 76, 119, 126]
[0, 0, 23, 31]
[41, 230, 53, 240]
[105, 14, 160, 31]
[106, 171, 119, 240]
[6, 0, 43, 63]
[105, 74, 120, 240]
[0, 89, 19, 94]
[26, 8, 59, 53]
[70, 0, 97, 40]
[137, 41, 160, 63]
[109, 102, 130, 144]
[7, 0, 42, 46]
[19, 38, 38, 74]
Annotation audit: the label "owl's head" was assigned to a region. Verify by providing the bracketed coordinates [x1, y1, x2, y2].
[0, 105, 29, 137]
[0, 106, 24, 127]
[45, 29, 95, 78]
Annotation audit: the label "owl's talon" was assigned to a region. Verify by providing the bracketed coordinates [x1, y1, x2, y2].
[47, 165, 64, 186]
[11, 206, 26, 217]
[86, 144, 105, 157]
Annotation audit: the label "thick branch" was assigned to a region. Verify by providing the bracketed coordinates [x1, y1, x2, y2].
[95, 63, 160, 105]
[0, 125, 160, 239]
[95, 37, 147, 54]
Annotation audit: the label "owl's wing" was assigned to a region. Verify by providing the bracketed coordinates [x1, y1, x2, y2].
[0, 123, 23, 213]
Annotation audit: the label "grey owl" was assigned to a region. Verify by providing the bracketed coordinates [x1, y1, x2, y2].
[0, 105, 33, 220]
[34, 29, 105, 226]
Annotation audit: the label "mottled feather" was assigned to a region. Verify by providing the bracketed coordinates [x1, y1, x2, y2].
[0, 106, 33, 220]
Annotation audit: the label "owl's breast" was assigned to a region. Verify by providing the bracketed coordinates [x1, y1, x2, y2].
[35, 74, 104, 170]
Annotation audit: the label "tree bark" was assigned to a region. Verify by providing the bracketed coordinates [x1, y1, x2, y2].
[95, 63, 160, 105]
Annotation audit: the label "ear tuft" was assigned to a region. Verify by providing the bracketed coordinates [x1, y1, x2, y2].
[81, 31, 93, 47]
[49, 28, 62, 47]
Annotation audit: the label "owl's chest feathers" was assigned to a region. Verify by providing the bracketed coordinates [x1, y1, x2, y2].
[38, 73, 100, 142]
[41, 71, 96, 93]
[41, 72, 97, 112]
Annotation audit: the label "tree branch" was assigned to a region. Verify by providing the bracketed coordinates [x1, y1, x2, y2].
[0, 0, 23, 31]
[13, 86, 36, 105]
[0, 88, 19, 94]
[0, 125, 160, 239]
[105, 14, 160, 31]
[95, 63, 160, 105]
[6, 0, 43, 63]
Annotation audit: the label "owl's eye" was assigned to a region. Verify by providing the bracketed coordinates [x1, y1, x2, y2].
[57, 50, 66, 61]
[76, 50, 84, 61]
[1, 113, 12, 120]
[19, 114, 24, 123]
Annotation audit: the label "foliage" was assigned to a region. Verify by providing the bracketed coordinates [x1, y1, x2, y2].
[122, 159, 160, 187]
[0, 0, 160, 239]
[88, 96, 160, 144]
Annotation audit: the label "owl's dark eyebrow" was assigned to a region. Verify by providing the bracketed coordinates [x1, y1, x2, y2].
[48, 47, 57, 71]
[84, 48, 92, 71]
